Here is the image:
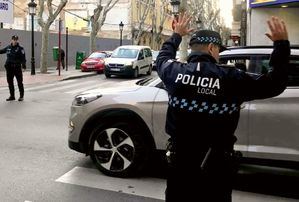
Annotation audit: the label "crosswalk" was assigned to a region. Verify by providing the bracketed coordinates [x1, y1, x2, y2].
[0, 77, 140, 95]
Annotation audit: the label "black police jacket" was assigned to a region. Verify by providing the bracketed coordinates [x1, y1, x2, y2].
[0, 43, 26, 67]
[156, 33, 290, 150]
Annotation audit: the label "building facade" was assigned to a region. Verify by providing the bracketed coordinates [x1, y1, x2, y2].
[247, 0, 299, 45]
[0, 0, 173, 49]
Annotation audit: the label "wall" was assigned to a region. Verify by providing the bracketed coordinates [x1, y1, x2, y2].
[0, 29, 131, 71]
[247, 7, 299, 45]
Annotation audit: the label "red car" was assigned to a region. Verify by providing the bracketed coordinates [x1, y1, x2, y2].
[80, 51, 110, 73]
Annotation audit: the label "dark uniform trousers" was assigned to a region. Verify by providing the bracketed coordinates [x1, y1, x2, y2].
[165, 141, 239, 202]
[6, 63, 24, 98]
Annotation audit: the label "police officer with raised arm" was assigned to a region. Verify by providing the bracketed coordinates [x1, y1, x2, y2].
[0, 35, 26, 101]
[156, 13, 289, 202]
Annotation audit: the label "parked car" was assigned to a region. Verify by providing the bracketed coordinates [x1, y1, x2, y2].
[104, 45, 153, 78]
[81, 51, 110, 73]
[69, 46, 299, 177]
[151, 50, 159, 70]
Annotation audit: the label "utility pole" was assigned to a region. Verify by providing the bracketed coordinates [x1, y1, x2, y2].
[179, 0, 188, 63]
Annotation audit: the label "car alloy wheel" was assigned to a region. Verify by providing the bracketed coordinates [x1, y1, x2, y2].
[89, 121, 152, 177]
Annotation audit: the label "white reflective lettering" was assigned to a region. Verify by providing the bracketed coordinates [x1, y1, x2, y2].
[212, 79, 220, 89]
[201, 78, 209, 87]
[190, 75, 196, 86]
[182, 75, 190, 84]
[175, 74, 183, 83]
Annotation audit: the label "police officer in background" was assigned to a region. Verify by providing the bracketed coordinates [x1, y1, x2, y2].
[0, 35, 26, 101]
[156, 13, 289, 202]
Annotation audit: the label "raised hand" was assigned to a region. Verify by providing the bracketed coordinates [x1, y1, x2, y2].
[173, 13, 194, 37]
[265, 16, 288, 41]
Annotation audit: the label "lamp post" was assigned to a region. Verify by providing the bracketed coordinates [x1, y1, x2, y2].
[170, 0, 180, 16]
[28, 0, 37, 75]
[119, 21, 124, 46]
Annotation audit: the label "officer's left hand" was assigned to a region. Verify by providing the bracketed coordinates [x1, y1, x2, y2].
[173, 12, 194, 37]
[265, 16, 288, 41]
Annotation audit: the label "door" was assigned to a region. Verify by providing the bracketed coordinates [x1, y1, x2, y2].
[248, 56, 299, 162]
[219, 56, 252, 156]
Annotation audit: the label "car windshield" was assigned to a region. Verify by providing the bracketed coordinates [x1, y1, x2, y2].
[111, 48, 138, 58]
[88, 52, 107, 59]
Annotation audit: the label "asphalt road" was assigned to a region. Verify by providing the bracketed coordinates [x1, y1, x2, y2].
[0, 74, 298, 202]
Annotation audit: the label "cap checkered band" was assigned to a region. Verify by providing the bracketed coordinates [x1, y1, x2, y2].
[168, 96, 239, 115]
[193, 36, 222, 46]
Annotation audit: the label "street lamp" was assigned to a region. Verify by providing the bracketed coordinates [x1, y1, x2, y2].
[170, 0, 180, 16]
[119, 21, 124, 46]
[28, 0, 37, 75]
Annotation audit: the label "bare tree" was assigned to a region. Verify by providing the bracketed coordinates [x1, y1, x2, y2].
[37, 0, 67, 73]
[132, 0, 153, 45]
[153, 0, 169, 50]
[89, 0, 119, 53]
[189, 0, 221, 31]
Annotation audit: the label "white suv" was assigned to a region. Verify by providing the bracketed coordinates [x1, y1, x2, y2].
[69, 46, 299, 177]
[104, 45, 153, 78]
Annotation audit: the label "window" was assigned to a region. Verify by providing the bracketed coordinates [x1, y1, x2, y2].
[138, 50, 144, 60]
[220, 55, 299, 87]
[220, 56, 252, 73]
[144, 49, 152, 57]
[287, 58, 299, 86]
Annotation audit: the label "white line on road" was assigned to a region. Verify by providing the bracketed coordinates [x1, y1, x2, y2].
[25, 80, 75, 91]
[45, 80, 97, 93]
[55, 166, 166, 200]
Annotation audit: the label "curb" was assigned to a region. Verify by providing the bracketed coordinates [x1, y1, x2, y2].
[62, 72, 98, 81]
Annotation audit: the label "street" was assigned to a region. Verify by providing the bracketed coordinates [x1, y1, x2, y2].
[0, 74, 299, 202]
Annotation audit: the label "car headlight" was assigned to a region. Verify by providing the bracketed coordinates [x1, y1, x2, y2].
[72, 93, 102, 106]
[124, 61, 134, 66]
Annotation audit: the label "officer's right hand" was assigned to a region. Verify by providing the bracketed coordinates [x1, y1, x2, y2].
[173, 12, 194, 37]
[265, 16, 288, 41]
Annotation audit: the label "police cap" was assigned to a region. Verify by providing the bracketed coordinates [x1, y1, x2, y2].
[189, 30, 227, 52]
[11, 35, 19, 40]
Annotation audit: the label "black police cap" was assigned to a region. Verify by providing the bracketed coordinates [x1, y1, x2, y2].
[11, 35, 19, 40]
[189, 30, 227, 52]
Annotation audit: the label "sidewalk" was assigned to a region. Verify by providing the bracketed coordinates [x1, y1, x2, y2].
[0, 65, 97, 87]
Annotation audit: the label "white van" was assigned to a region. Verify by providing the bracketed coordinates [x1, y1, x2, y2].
[104, 45, 153, 78]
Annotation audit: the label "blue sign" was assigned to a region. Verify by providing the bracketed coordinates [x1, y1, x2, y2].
[250, 0, 299, 8]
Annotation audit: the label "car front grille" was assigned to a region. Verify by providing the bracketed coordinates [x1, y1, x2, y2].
[108, 64, 125, 67]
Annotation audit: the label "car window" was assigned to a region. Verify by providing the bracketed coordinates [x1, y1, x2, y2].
[112, 48, 138, 58]
[88, 52, 107, 59]
[220, 55, 299, 87]
[138, 50, 144, 60]
[288, 58, 299, 86]
[144, 49, 152, 57]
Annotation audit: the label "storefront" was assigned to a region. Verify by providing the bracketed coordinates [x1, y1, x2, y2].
[247, 0, 299, 45]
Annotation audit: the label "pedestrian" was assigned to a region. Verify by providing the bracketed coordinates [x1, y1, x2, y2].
[60, 48, 65, 70]
[0, 35, 26, 101]
[156, 13, 289, 202]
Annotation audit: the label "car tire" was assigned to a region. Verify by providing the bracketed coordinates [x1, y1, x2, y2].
[89, 121, 152, 177]
[147, 65, 152, 75]
[133, 67, 139, 78]
[105, 71, 111, 78]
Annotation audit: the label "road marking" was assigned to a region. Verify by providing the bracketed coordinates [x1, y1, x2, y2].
[44, 81, 97, 93]
[25, 80, 75, 91]
[55, 166, 166, 200]
[65, 81, 117, 94]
